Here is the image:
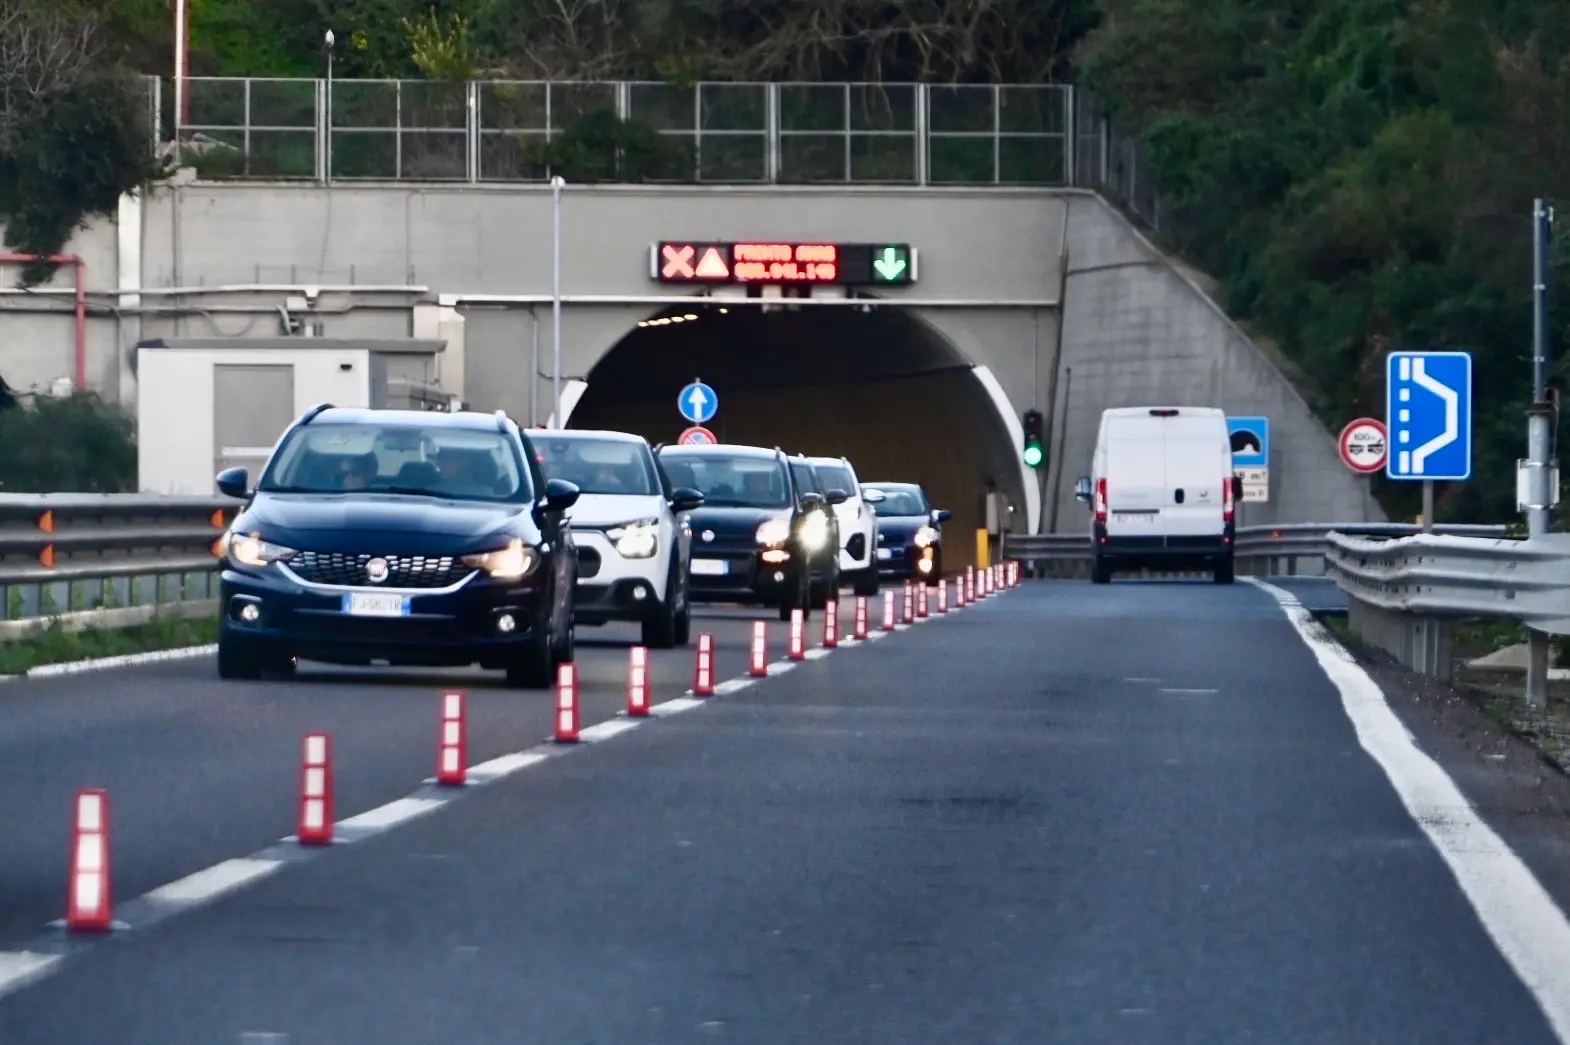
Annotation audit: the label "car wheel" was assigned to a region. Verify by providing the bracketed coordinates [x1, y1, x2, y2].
[779, 565, 810, 621]
[672, 573, 692, 646]
[506, 630, 554, 689]
[811, 564, 840, 608]
[852, 567, 880, 597]
[1091, 556, 1112, 584]
[642, 559, 680, 649]
[1213, 556, 1235, 585]
[216, 635, 263, 680]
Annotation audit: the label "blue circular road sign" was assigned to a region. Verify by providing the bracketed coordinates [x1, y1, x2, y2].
[677, 381, 718, 425]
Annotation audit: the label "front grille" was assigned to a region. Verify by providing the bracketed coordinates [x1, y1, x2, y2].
[289, 551, 474, 589]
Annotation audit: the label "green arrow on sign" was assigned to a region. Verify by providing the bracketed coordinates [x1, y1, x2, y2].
[872, 247, 908, 281]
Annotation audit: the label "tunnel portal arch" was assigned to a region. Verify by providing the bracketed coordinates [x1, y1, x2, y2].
[562, 299, 1038, 570]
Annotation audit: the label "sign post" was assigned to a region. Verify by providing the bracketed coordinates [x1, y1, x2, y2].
[1226, 416, 1270, 503]
[1385, 351, 1473, 532]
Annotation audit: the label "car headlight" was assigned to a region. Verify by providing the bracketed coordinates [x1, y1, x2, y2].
[755, 516, 792, 546]
[225, 531, 297, 567]
[608, 517, 659, 559]
[462, 538, 538, 579]
[914, 526, 939, 547]
[800, 511, 829, 550]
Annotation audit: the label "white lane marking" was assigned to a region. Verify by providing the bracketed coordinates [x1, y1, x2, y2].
[337, 796, 446, 832]
[467, 751, 549, 778]
[767, 661, 796, 675]
[0, 951, 62, 1001]
[655, 697, 707, 715]
[24, 644, 217, 679]
[578, 719, 640, 743]
[712, 678, 754, 696]
[1160, 688, 1218, 695]
[142, 857, 283, 907]
[1248, 576, 1570, 1040]
[1125, 677, 1161, 683]
[803, 648, 831, 660]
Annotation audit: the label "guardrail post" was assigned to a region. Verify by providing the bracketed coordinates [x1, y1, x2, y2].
[1526, 629, 1550, 707]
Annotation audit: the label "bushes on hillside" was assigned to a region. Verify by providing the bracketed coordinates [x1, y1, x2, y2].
[0, 390, 137, 493]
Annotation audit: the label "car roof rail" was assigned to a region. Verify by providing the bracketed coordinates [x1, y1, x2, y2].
[297, 402, 335, 425]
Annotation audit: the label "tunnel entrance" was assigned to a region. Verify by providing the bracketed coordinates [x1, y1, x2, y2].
[567, 301, 1024, 570]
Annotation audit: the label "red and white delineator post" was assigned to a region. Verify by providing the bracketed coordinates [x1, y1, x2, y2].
[823, 598, 839, 648]
[937, 578, 949, 613]
[693, 632, 715, 696]
[436, 691, 467, 786]
[965, 566, 975, 603]
[916, 583, 929, 618]
[955, 573, 968, 607]
[789, 607, 806, 660]
[881, 590, 896, 631]
[627, 646, 650, 717]
[554, 663, 580, 742]
[65, 788, 112, 933]
[902, 581, 915, 623]
[854, 596, 869, 639]
[298, 732, 333, 846]
[749, 620, 769, 676]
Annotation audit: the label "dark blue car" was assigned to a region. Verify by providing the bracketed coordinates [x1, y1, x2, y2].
[213, 406, 582, 689]
[862, 482, 950, 586]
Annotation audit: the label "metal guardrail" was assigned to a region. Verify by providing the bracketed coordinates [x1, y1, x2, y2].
[0, 495, 240, 624]
[1002, 523, 1512, 580]
[145, 77, 1119, 187]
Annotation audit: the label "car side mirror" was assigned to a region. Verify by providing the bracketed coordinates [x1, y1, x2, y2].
[825, 488, 849, 506]
[932, 509, 951, 524]
[800, 492, 825, 511]
[861, 487, 885, 504]
[1074, 476, 1092, 503]
[1232, 475, 1244, 500]
[669, 486, 704, 513]
[216, 466, 251, 500]
[542, 477, 580, 513]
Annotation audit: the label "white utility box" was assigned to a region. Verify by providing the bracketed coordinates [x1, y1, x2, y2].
[134, 336, 451, 495]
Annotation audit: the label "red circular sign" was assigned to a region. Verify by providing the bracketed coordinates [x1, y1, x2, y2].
[678, 425, 716, 445]
[1339, 417, 1387, 474]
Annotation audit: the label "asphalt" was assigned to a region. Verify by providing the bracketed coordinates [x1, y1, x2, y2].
[0, 578, 1562, 1044]
[0, 592, 878, 952]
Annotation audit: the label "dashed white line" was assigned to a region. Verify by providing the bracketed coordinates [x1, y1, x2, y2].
[467, 751, 549, 778]
[1248, 576, 1570, 1041]
[577, 719, 641, 743]
[142, 857, 283, 908]
[1160, 688, 1218, 695]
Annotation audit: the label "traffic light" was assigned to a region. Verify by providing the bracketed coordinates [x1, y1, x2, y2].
[1022, 409, 1045, 468]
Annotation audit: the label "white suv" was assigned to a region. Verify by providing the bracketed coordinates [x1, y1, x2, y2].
[806, 455, 883, 596]
[533, 429, 704, 647]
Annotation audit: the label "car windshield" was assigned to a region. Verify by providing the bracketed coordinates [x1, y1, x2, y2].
[814, 464, 856, 494]
[261, 422, 530, 502]
[869, 488, 928, 516]
[659, 451, 791, 509]
[533, 436, 659, 495]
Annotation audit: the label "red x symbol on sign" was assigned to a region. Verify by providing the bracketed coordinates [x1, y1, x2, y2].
[661, 244, 695, 279]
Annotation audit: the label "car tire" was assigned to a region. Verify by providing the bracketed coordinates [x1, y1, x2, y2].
[506, 630, 554, 689]
[1213, 556, 1235, 585]
[1091, 556, 1112, 584]
[642, 559, 681, 649]
[779, 565, 811, 621]
[852, 567, 880, 597]
[216, 635, 263, 680]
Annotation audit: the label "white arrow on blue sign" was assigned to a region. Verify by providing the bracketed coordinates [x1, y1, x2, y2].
[677, 381, 718, 424]
[1385, 351, 1472, 481]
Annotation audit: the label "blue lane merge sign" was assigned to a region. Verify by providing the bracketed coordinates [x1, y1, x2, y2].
[1226, 416, 1269, 468]
[1385, 351, 1472, 481]
[677, 381, 718, 425]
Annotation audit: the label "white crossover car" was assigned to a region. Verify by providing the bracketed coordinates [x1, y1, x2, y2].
[805, 455, 883, 596]
[532, 429, 704, 647]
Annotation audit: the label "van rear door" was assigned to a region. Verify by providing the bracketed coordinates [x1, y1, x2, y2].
[1104, 418, 1166, 539]
[1163, 417, 1227, 537]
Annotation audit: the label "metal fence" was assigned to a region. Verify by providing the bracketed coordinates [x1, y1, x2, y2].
[1002, 524, 1511, 581]
[146, 76, 1139, 188]
[0, 495, 240, 624]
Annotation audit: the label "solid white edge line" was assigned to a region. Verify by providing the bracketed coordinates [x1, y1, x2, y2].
[578, 719, 640, 742]
[467, 751, 549, 778]
[142, 857, 283, 907]
[1247, 576, 1570, 1041]
[24, 644, 217, 679]
[338, 795, 446, 832]
[0, 951, 62, 1001]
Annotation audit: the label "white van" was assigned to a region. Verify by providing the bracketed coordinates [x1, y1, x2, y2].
[1073, 406, 1243, 584]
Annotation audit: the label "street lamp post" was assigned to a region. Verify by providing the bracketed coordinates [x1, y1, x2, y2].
[551, 175, 565, 428]
[323, 30, 336, 184]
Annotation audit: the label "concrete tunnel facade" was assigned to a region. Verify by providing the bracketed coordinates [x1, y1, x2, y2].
[0, 181, 1382, 573]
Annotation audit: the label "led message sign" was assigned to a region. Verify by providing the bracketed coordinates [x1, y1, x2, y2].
[651, 242, 915, 285]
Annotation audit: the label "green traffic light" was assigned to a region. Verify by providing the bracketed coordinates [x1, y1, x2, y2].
[1023, 443, 1043, 467]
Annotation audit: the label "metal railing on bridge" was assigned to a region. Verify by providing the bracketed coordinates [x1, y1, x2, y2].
[147, 76, 1132, 189]
[1002, 524, 1511, 582]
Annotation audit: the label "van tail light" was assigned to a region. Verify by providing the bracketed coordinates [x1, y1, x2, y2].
[1222, 472, 1234, 524]
[1094, 478, 1108, 523]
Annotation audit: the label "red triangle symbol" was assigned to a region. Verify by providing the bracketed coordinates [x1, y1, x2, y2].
[695, 247, 729, 279]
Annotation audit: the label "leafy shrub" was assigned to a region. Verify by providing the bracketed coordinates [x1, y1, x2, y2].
[0, 391, 137, 493]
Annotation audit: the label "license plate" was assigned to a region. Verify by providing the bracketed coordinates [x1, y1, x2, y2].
[876, 548, 892, 561]
[690, 558, 728, 576]
[342, 592, 410, 617]
[1113, 512, 1157, 524]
